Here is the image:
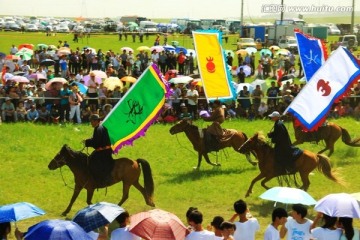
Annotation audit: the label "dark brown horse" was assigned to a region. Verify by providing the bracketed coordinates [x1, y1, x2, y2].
[292, 121, 360, 156]
[48, 144, 155, 216]
[169, 120, 256, 169]
[239, 132, 342, 197]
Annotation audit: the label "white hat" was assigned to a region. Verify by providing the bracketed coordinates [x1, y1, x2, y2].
[180, 103, 186, 107]
[268, 111, 281, 118]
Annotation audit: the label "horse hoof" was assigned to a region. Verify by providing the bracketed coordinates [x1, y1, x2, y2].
[61, 211, 68, 216]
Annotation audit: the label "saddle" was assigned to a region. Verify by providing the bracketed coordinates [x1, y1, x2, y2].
[275, 146, 303, 175]
[88, 155, 115, 186]
[203, 128, 236, 152]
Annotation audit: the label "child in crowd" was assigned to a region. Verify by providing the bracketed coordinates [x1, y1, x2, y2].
[264, 208, 288, 240]
[280, 204, 313, 240]
[220, 221, 236, 240]
[186, 210, 215, 240]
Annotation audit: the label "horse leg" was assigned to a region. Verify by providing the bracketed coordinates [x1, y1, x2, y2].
[246, 173, 265, 197]
[133, 181, 155, 207]
[299, 172, 311, 191]
[193, 152, 203, 170]
[318, 146, 330, 156]
[245, 152, 257, 166]
[260, 176, 273, 190]
[118, 182, 131, 206]
[203, 153, 220, 167]
[62, 185, 82, 216]
[86, 188, 95, 206]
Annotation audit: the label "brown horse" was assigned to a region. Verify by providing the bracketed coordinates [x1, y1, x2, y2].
[239, 132, 342, 197]
[169, 120, 256, 169]
[292, 121, 360, 156]
[48, 144, 155, 216]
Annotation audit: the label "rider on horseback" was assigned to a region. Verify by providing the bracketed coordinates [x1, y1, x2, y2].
[201, 100, 225, 152]
[268, 111, 301, 174]
[84, 114, 114, 186]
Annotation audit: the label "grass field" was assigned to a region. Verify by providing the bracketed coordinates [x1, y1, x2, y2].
[1, 117, 360, 239]
[1, 31, 360, 239]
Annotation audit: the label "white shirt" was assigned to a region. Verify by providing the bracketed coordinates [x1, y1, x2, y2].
[264, 224, 280, 240]
[311, 227, 342, 240]
[75, 73, 83, 82]
[186, 89, 199, 106]
[110, 227, 141, 240]
[186, 230, 215, 240]
[284, 217, 313, 240]
[234, 218, 260, 240]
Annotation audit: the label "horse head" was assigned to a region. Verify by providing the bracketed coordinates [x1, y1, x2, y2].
[48, 144, 71, 170]
[169, 119, 192, 135]
[239, 132, 266, 154]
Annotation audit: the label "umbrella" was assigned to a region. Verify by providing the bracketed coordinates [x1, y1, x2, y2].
[236, 49, 248, 57]
[73, 82, 88, 94]
[315, 193, 360, 218]
[5, 55, 21, 61]
[24, 219, 92, 240]
[236, 65, 251, 76]
[169, 75, 193, 84]
[83, 75, 102, 86]
[0, 202, 45, 223]
[16, 47, 34, 55]
[41, 59, 55, 66]
[73, 202, 125, 232]
[150, 46, 164, 53]
[10, 76, 29, 83]
[58, 47, 71, 56]
[250, 79, 269, 93]
[104, 77, 123, 91]
[37, 43, 48, 50]
[236, 83, 253, 94]
[129, 209, 188, 240]
[163, 45, 176, 52]
[136, 46, 151, 51]
[91, 70, 107, 79]
[186, 49, 196, 57]
[18, 44, 34, 50]
[48, 45, 58, 50]
[191, 78, 203, 86]
[4, 61, 16, 72]
[28, 73, 46, 80]
[45, 77, 68, 90]
[121, 47, 134, 53]
[245, 47, 257, 55]
[175, 46, 187, 54]
[225, 49, 234, 58]
[269, 45, 280, 51]
[13, 71, 25, 76]
[260, 187, 317, 205]
[83, 47, 97, 54]
[260, 48, 272, 57]
[15, 49, 33, 61]
[276, 48, 290, 56]
[121, 76, 137, 83]
[0, 52, 6, 58]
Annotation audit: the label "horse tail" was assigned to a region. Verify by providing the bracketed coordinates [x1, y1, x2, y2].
[136, 159, 155, 198]
[317, 154, 345, 185]
[341, 127, 360, 147]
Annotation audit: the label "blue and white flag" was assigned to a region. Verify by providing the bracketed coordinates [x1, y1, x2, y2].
[284, 47, 360, 131]
[295, 29, 327, 81]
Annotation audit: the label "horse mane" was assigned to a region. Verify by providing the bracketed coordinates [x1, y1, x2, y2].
[63, 145, 88, 168]
[256, 132, 273, 151]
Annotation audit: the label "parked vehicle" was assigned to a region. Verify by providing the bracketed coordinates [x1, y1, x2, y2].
[237, 38, 257, 49]
[25, 24, 38, 32]
[327, 25, 341, 35]
[4, 22, 21, 31]
[337, 35, 358, 50]
[278, 37, 298, 53]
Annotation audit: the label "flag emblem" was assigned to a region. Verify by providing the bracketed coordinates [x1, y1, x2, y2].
[317, 79, 331, 96]
[206, 57, 216, 73]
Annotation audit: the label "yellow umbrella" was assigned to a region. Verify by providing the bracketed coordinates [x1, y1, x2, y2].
[121, 76, 137, 83]
[276, 48, 290, 56]
[236, 49, 248, 57]
[103, 77, 123, 91]
[136, 46, 151, 51]
[269, 45, 280, 51]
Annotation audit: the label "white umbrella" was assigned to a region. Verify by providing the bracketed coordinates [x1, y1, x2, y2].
[315, 193, 360, 218]
[169, 75, 193, 84]
[260, 187, 317, 206]
[120, 47, 134, 53]
[150, 46, 164, 53]
[236, 65, 251, 76]
[245, 47, 257, 55]
[236, 83, 252, 94]
[250, 79, 268, 93]
[186, 49, 196, 58]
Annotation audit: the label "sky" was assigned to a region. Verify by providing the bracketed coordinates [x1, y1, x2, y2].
[0, 0, 358, 20]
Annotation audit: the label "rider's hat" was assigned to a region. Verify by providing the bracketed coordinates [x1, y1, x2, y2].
[268, 111, 281, 118]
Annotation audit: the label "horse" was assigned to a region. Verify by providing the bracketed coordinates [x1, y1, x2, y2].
[169, 119, 256, 169]
[239, 132, 342, 197]
[292, 121, 360, 156]
[48, 144, 155, 216]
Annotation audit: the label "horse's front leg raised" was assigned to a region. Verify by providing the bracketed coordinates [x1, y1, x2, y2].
[246, 173, 265, 197]
[260, 176, 273, 190]
[62, 185, 82, 216]
[245, 152, 257, 166]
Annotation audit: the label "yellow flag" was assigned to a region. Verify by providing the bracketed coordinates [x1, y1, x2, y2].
[192, 31, 235, 101]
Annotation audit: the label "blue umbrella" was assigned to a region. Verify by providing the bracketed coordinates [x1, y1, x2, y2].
[0, 52, 6, 58]
[0, 202, 45, 223]
[24, 219, 92, 240]
[260, 48, 272, 57]
[72, 202, 124, 232]
[163, 45, 176, 52]
[175, 47, 187, 54]
[73, 82, 88, 94]
[259, 187, 317, 206]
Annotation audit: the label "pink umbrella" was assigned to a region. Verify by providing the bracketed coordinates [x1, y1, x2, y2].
[28, 73, 46, 80]
[45, 77, 68, 90]
[129, 209, 188, 240]
[90, 70, 107, 79]
[83, 75, 102, 86]
[150, 46, 164, 53]
[120, 47, 134, 53]
[10, 76, 30, 83]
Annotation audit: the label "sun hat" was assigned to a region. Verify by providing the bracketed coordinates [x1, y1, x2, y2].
[5, 97, 11, 101]
[268, 111, 281, 118]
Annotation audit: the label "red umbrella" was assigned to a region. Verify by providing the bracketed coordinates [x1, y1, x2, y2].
[129, 209, 188, 240]
[18, 44, 34, 50]
[5, 55, 21, 60]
